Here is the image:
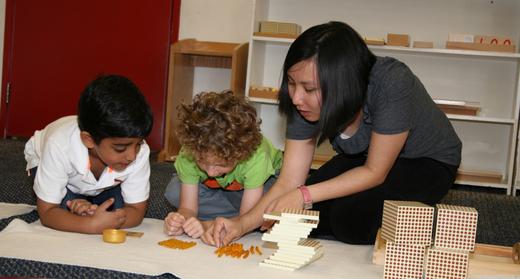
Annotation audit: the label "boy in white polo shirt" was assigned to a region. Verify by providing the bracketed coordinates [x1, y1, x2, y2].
[24, 75, 153, 234]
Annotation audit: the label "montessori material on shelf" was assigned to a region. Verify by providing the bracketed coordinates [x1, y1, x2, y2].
[254, 21, 301, 39]
[446, 33, 516, 53]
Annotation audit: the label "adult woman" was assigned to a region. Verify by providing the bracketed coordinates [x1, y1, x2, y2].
[203, 21, 461, 246]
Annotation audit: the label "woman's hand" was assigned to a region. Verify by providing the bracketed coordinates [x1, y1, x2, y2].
[261, 189, 304, 230]
[204, 216, 245, 247]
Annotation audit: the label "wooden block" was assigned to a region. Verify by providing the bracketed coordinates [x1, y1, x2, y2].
[259, 261, 297, 271]
[259, 21, 278, 34]
[446, 41, 516, 53]
[262, 258, 303, 269]
[281, 208, 320, 221]
[425, 248, 469, 279]
[413, 41, 434, 48]
[436, 103, 480, 116]
[248, 86, 278, 100]
[474, 35, 514, 45]
[381, 200, 434, 245]
[270, 226, 313, 236]
[387, 33, 410, 47]
[448, 33, 474, 43]
[364, 37, 385, 46]
[456, 169, 503, 184]
[384, 242, 426, 279]
[433, 98, 480, 116]
[434, 204, 478, 252]
[259, 21, 301, 36]
[260, 209, 323, 271]
[277, 22, 301, 36]
[273, 248, 324, 260]
[373, 228, 520, 276]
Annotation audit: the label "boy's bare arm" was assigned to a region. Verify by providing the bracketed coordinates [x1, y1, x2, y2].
[121, 200, 148, 228]
[37, 198, 125, 234]
[177, 183, 199, 219]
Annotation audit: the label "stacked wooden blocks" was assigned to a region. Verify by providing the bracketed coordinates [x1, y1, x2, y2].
[382, 200, 434, 278]
[425, 204, 478, 278]
[382, 201, 478, 279]
[259, 208, 323, 271]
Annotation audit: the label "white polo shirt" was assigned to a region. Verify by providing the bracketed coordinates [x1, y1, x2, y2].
[24, 115, 150, 204]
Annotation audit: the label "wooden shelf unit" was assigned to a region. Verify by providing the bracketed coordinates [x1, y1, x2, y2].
[158, 39, 248, 162]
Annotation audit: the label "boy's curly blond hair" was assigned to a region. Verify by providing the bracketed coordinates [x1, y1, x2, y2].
[176, 91, 262, 164]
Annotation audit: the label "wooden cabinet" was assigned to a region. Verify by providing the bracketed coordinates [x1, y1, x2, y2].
[244, 0, 520, 194]
[158, 39, 248, 161]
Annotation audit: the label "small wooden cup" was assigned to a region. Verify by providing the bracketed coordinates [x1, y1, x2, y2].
[102, 229, 126, 244]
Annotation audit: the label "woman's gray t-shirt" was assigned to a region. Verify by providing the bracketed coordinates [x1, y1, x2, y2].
[286, 56, 462, 166]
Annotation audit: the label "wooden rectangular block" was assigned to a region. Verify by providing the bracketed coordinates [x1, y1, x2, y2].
[384, 242, 426, 279]
[448, 33, 474, 43]
[259, 21, 278, 34]
[381, 200, 434, 245]
[425, 248, 469, 279]
[259, 21, 301, 36]
[474, 35, 514, 45]
[364, 37, 385, 46]
[413, 41, 434, 48]
[387, 33, 410, 47]
[434, 204, 478, 252]
[446, 41, 516, 53]
[248, 86, 278, 100]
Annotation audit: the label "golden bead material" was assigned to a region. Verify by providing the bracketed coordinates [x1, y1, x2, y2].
[213, 243, 262, 259]
[158, 238, 197, 250]
[102, 229, 126, 244]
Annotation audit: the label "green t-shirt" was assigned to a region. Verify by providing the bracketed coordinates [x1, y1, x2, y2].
[174, 136, 283, 190]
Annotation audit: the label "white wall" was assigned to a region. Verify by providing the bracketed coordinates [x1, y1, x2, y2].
[178, 0, 254, 95]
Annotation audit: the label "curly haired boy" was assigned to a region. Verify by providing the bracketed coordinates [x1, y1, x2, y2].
[163, 91, 282, 241]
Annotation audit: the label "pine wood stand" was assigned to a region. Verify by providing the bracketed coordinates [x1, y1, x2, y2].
[158, 39, 248, 162]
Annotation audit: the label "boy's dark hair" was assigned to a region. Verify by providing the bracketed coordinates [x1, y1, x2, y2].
[77, 74, 153, 143]
[278, 21, 376, 144]
[176, 90, 262, 164]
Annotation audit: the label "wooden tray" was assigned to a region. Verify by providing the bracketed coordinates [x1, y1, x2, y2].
[372, 230, 520, 277]
[248, 86, 278, 100]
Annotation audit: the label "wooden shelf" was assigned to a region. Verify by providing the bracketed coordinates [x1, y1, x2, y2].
[245, 0, 520, 195]
[252, 34, 520, 59]
[158, 39, 249, 162]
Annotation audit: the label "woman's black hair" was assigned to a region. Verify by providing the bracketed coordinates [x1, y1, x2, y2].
[278, 21, 376, 144]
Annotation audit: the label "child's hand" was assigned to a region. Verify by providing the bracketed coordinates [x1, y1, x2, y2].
[67, 199, 97, 216]
[164, 212, 186, 236]
[90, 198, 126, 232]
[182, 217, 204, 239]
[201, 221, 217, 246]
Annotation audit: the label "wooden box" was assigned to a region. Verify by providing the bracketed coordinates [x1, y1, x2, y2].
[387, 33, 410, 47]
